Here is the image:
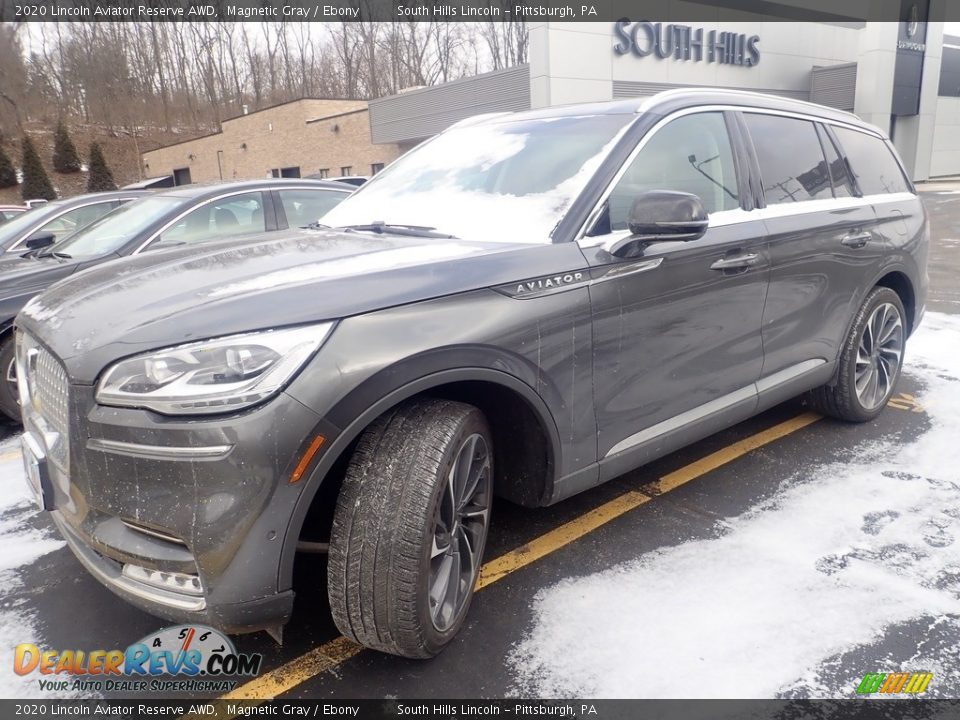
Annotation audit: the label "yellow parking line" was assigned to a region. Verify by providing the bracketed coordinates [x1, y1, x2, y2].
[222, 411, 822, 701]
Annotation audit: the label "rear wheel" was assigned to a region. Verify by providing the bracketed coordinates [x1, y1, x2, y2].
[0, 335, 19, 422]
[328, 398, 493, 658]
[806, 287, 906, 422]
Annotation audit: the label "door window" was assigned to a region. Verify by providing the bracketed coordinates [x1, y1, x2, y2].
[595, 112, 739, 235]
[152, 192, 266, 249]
[744, 114, 833, 204]
[39, 201, 119, 242]
[832, 127, 910, 195]
[278, 189, 347, 228]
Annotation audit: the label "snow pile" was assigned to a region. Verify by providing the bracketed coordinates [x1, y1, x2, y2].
[0, 434, 70, 698]
[509, 312, 960, 699]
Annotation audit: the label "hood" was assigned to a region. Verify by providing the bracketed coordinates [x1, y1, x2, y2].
[17, 228, 587, 383]
[0, 253, 80, 295]
[0, 254, 81, 326]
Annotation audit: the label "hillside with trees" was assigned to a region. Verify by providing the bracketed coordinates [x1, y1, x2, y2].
[0, 18, 527, 201]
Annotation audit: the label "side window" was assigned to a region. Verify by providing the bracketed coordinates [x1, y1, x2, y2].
[744, 114, 832, 204]
[278, 189, 347, 228]
[816, 124, 855, 198]
[598, 112, 739, 234]
[153, 192, 266, 249]
[41, 202, 118, 241]
[832, 127, 910, 196]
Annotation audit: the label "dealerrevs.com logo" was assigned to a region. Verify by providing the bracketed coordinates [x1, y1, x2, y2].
[856, 671, 933, 695]
[13, 624, 262, 693]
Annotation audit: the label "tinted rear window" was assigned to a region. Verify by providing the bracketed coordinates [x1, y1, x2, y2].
[832, 127, 910, 196]
[744, 114, 833, 205]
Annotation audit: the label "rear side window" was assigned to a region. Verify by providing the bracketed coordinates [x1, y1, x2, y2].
[278, 189, 347, 228]
[816, 124, 855, 198]
[744, 114, 832, 204]
[832, 127, 910, 195]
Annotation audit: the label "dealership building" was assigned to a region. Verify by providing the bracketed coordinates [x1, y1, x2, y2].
[370, 11, 959, 181]
[141, 99, 401, 185]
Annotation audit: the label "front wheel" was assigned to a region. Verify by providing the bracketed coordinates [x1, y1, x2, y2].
[328, 398, 493, 658]
[806, 286, 906, 422]
[0, 335, 20, 423]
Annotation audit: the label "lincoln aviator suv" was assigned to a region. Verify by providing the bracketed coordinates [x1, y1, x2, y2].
[15, 89, 927, 658]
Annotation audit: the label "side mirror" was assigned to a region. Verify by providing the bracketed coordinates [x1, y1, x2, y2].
[604, 190, 709, 257]
[25, 232, 56, 250]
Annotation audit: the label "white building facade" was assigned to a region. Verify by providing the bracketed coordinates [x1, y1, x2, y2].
[370, 2, 960, 181]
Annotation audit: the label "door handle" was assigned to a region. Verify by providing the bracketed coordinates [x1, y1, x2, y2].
[710, 253, 760, 271]
[841, 231, 872, 248]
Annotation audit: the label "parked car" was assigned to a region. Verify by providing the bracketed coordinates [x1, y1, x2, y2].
[0, 205, 27, 224]
[16, 90, 926, 657]
[0, 179, 350, 420]
[0, 191, 149, 254]
[332, 176, 369, 187]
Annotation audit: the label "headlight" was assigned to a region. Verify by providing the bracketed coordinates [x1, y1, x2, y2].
[96, 323, 334, 415]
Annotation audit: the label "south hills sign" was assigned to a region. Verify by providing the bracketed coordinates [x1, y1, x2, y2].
[614, 21, 760, 68]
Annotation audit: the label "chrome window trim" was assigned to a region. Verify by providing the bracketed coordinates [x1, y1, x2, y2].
[132, 185, 351, 255]
[5, 197, 141, 253]
[577, 102, 911, 246]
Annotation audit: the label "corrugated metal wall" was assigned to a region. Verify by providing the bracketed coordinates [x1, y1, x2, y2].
[369, 65, 531, 145]
[612, 80, 810, 102]
[809, 63, 858, 111]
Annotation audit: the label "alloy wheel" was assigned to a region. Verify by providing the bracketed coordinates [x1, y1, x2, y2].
[428, 433, 491, 632]
[855, 302, 903, 411]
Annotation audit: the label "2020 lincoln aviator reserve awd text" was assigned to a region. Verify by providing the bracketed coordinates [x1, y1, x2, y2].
[15, 90, 927, 658]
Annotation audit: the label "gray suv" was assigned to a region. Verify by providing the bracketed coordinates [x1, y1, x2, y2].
[15, 89, 928, 658]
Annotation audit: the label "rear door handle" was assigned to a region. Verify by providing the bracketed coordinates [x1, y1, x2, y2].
[710, 253, 760, 271]
[841, 232, 872, 248]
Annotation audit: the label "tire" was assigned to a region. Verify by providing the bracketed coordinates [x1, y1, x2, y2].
[806, 287, 906, 422]
[0, 335, 20, 423]
[328, 398, 493, 658]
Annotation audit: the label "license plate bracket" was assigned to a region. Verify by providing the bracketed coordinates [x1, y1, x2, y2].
[21, 434, 53, 511]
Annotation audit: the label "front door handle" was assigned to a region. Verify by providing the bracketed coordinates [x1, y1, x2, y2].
[710, 253, 760, 271]
[841, 231, 872, 248]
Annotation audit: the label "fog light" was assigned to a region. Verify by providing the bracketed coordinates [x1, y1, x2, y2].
[121, 564, 204, 597]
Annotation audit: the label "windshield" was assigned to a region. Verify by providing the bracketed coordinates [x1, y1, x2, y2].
[0, 201, 67, 250]
[321, 114, 632, 244]
[54, 196, 186, 258]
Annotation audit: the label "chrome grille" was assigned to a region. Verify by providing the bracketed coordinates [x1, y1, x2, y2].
[17, 332, 70, 471]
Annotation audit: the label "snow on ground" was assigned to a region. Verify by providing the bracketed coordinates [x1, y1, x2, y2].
[510, 312, 960, 699]
[0, 434, 70, 698]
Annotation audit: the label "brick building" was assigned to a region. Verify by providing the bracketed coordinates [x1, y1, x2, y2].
[141, 98, 401, 185]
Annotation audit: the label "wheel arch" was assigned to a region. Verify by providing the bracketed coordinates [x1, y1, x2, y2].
[278, 366, 562, 590]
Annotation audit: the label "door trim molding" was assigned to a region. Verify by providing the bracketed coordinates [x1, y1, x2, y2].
[604, 358, 826, 459]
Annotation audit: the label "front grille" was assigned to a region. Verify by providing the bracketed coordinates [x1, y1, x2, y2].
[17, 332, 70, 471]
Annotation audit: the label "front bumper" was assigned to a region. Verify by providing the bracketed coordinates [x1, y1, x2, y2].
[52, 511, 294, 633]
[22, 363, 330, 634]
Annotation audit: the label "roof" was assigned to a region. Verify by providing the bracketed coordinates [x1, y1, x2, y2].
[474, 88, 880, 136]
[154, 178, 354, 199]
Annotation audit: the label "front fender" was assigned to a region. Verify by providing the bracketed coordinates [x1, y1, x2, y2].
[278, 364, 563, 590]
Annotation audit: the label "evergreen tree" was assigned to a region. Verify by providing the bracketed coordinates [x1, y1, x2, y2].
[52, 120, 82, 173]
[0, 145, 16, 189]
[20, 136, 56, 201]
[86, 143, 116, 192]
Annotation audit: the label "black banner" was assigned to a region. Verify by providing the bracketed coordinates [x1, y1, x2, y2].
[0, 699, 956, 719]
[0, 0, 955, 24]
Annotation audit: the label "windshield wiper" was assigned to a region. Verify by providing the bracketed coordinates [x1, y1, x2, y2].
[333, 221, 457, 239]
[37, 250, 72, 259]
